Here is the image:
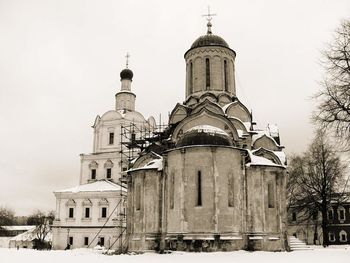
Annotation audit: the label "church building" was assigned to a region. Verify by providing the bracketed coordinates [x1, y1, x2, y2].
[126, 19, 288, 252]
[52, 64, 156, 250]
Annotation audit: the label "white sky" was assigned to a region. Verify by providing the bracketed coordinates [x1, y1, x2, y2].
[0, 0, 349, 216]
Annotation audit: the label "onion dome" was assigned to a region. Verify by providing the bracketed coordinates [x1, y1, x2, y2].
[190, 21, 229, 49]
[120, 68, 133, 80]
[176, 125, 233, 147]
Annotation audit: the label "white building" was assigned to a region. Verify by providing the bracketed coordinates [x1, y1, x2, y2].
[52, 65, 156, 250]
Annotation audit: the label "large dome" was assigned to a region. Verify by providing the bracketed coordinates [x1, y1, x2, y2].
[176, 125, 233, 147]
[191, 34, 229, 49]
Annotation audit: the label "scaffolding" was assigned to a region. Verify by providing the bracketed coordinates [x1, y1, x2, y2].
[110, 122, 167, 254]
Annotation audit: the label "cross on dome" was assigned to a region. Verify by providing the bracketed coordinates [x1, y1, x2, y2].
[202, 6, 217, 34]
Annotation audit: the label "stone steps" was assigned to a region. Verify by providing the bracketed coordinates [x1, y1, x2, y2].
[289, 236, 313, 251]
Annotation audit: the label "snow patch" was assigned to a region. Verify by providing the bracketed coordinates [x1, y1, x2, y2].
[54, 180, 123, 193]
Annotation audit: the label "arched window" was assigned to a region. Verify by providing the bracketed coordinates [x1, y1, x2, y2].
[224, 60, 228, 92]
[89, 161, 98, 180]
[205, 58, 210, 90]
[338, 206, 346, 221]
[329, 232, 335, 242]
[339, 230, 347, 242]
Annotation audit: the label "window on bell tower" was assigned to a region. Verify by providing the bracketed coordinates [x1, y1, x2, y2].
[109, 132, 114, 145]
[205, 58, 210, 90]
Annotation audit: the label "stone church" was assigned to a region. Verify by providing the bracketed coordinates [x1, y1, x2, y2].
[126, 20, 288, 252]
[52, 65, 156, 250]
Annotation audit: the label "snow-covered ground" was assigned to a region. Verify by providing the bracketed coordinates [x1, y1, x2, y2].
[1, 247, 350, 263]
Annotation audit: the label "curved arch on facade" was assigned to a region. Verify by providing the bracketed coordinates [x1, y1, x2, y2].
[191, 99, 225, 116]
[104, 159, 114, 168]
[253, 134, 280, 151]
[198, 92, 218, 104]
[228, 117, 250, 137]
[123, 110, 147, 123]
[224, 99, 251, 123]
[100, 110, 123, 121]
[92, 115, 101, 128]
[89, 161, 98, 169]
[217, 93, 232, 106]
[147, 116, 157, 131]
[184, 95, 199, 106]
[98, 198, 109, 206]
[133, 151, 162, 169]
[252, 148, 283, 165]
[82, 199, 92, 206]
[66, 199, 76, 207]
[171, 108, 240, 144]
[169, 103, 189, 125]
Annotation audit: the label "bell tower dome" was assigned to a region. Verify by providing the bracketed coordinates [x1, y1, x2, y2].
[184, 18, 236, 102]
[115, 53, 136, 111]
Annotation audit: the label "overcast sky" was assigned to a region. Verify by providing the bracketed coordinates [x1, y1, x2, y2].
[0, 0, 349, 216]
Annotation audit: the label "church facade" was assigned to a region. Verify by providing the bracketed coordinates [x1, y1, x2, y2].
[126, 21, 288, 252]
[52, 66, 156, 250]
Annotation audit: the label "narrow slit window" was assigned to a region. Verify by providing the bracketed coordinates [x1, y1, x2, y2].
[170, 172, 175, 209]
[206, 58, 210, 90]
[189, 62, 193, 93]
[228, 174, 234, 207]
[109, 132, 114, 145]
[136, 184, 141, 211]
[268, 182, 275, 208]
[197, 171, 202, 206]
[224, 60, 228, 92]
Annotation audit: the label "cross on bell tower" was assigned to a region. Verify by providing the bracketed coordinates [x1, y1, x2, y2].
[125, 52, 130, 68]
[202, 6, 217, 34]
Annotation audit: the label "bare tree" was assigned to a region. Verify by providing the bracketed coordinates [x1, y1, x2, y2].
[0, 207, 16, 226]
[27, 210, 55, 249]
[288, 131, 346, 246]
[314, 20, 350, 149]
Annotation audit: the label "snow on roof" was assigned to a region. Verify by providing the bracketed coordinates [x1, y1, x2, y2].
[1, 226, 36, 231]
[246, 150, 283, 167]
[10, 227, 51, 242]
[273, 151, 287, 165]
[251, 148, 287, 166]
[128, 156, 163, 172]
[252, 130, 280, 147]
[187, 125, 228, 136]
[54, 180, 124, 193]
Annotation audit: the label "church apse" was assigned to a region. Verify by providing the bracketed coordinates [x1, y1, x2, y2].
[126, 12, 288, 252]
